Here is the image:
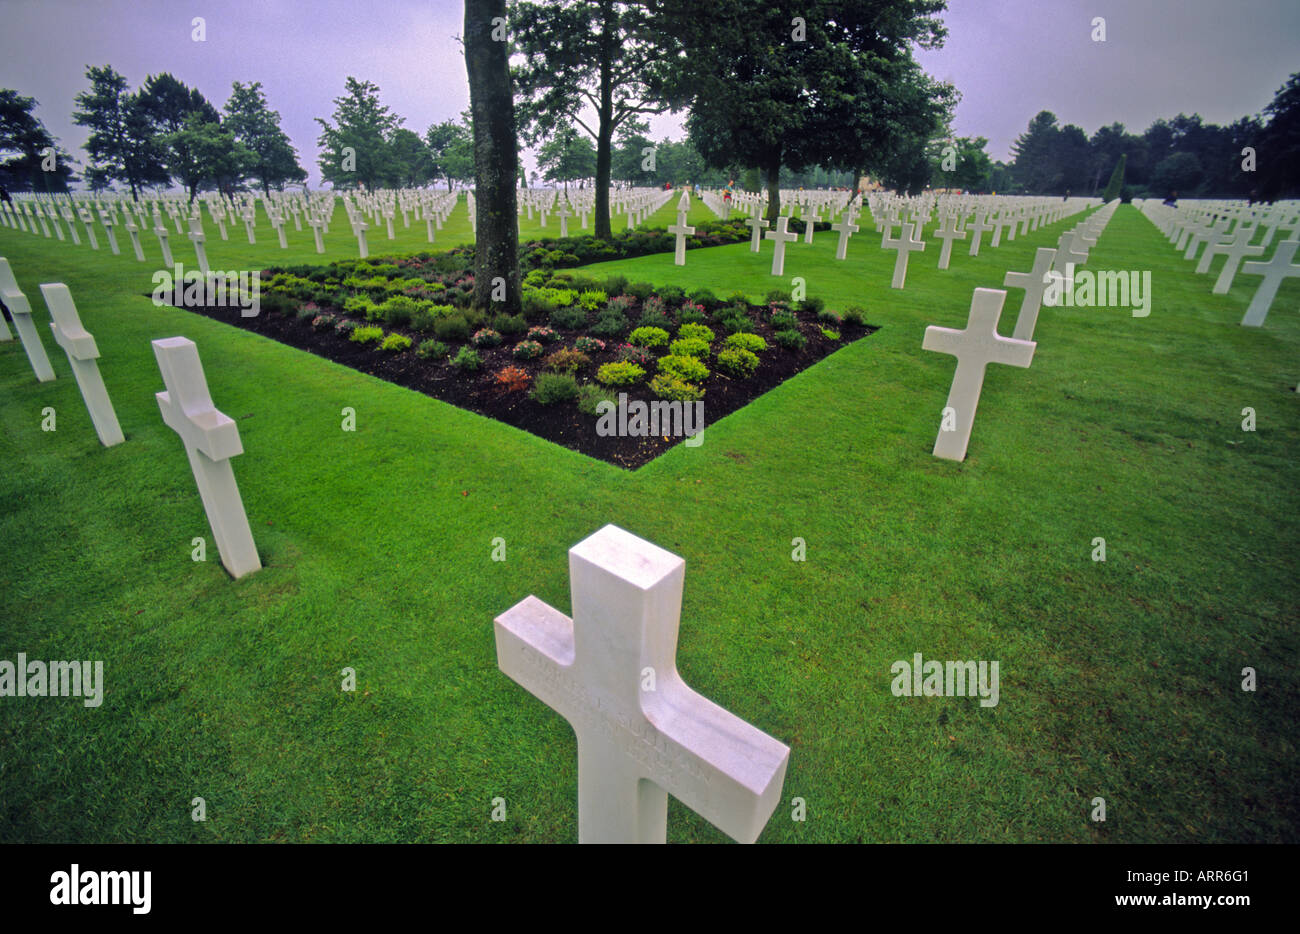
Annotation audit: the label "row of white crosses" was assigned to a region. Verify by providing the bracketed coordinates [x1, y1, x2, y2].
[0, 256, 260, 579]
[920, 201, 1118, 461]
[1137, 197, 1300, 327]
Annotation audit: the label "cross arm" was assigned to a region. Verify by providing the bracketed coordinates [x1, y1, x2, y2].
[644, 677, 789, 844]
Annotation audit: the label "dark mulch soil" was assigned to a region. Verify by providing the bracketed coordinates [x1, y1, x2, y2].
[165, 293, 876, 469]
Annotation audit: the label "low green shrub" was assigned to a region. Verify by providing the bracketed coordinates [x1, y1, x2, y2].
[770, 309, 798, 330]
[658, 354, 709, 382]
[628, 326, 670, 348]
[550, 304, 588, 330]
[380, 334, 412, 352]
[577, 383, 618, 416]
[676, 323, 715, 343]
[434, 314, 470, 342]
[531, 372, 579, 405]
[596, 361, 646, 386]
[725, 332, 767, 353]
[820, 327, 840, 340]
[350, 325, 384, 344]
[648, 374, 705, 402]
[668, 337, 711, 359]
[716, 347, 759, 377]
[842, 305, 867, 327]
[774, 328, 806, 350]
[590, 309, 629, 339]
[493, 313, 528, 337]
[452, 346, 482, 371]
[417, 339, 448, 359]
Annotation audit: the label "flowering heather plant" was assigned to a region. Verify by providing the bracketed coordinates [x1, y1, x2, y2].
[311, 313, 337, 330]
[472, 328, 503, 347]
[679, 300, 705, 320]
[574, 336, 605, 354]
[513, 340, 544, 360]
[616, 343, 654, 367]
[527, 326, 558, 343]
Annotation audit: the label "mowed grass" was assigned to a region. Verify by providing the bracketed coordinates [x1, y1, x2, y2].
[0, 200, 1296, 843]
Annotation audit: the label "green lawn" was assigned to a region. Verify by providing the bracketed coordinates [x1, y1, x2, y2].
[0, 199, 1296, 843]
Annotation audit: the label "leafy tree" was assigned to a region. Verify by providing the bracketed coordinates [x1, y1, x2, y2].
[316, 77, 403, 190]
[171, 114, 256, 200]
[538, 127, 596, 188]
[931, 136, 991, 192]
[651, 0, 953, 220]
[136, 73, 228, 202]
[388, 128, 433, 187]
[511, 0, 668, 238]
[465, 0, 521, 314]
[1255, 72, 1300, 200]
[0, 89, 76, 193]
[1150, 151, 1202, 196]
[72, 65, 169, 199]
[223, 81, 306, 193]
[426, 116, 474, 190]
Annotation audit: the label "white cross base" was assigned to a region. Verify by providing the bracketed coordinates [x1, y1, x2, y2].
[495, 524, 790, 844]
[152, 337, 261, 579]
[0, 257, 56, 382]
[923, 288, 1036, 462]
[42, 284, 124, 447]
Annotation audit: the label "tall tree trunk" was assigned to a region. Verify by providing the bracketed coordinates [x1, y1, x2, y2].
[593, 3, 616, 240]
[765, 159, 781, 223]
[465, 0, 521, 315]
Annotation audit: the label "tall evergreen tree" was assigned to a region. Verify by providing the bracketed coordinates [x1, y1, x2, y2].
[1101, 153, 1126, 202]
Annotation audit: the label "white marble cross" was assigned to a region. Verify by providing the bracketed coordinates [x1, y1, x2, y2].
[152, 337, 261, 579]
[353, 219, 369, 259]
[41, 284, 124, 447]
[1004, 247, 1058, 342]
[0, 258, 56, 381]
[1212, 226, 1264, 295]
[934, 212, 967, 270]
[830, 214, 859, 260]
[745, 214, 768, 252]
[922, 287, 1035, 462]
[188, 217, 210, 277]
[494, 524, 790, 844]
[558, 201, 572, 238]
[80, 212, 99, 250]
[1052, 230, 1088, 272]
[101, 215, 120, 255]
[308, 216, 326, 253]
[123, 217, 146, 261]
[764, 215, 798, 276]
[1239, 239, 1300, 327]
[882, 221, 927, 289]
[990, 211, 1015, 247]
[968, 209, 994, 256]
[154, 221, 174, 268]
[62, 207, 81, 245]
[668, 212, 695, 266]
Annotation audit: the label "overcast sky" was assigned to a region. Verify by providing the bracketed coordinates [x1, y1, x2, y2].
[1, 0, 1296, 187]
